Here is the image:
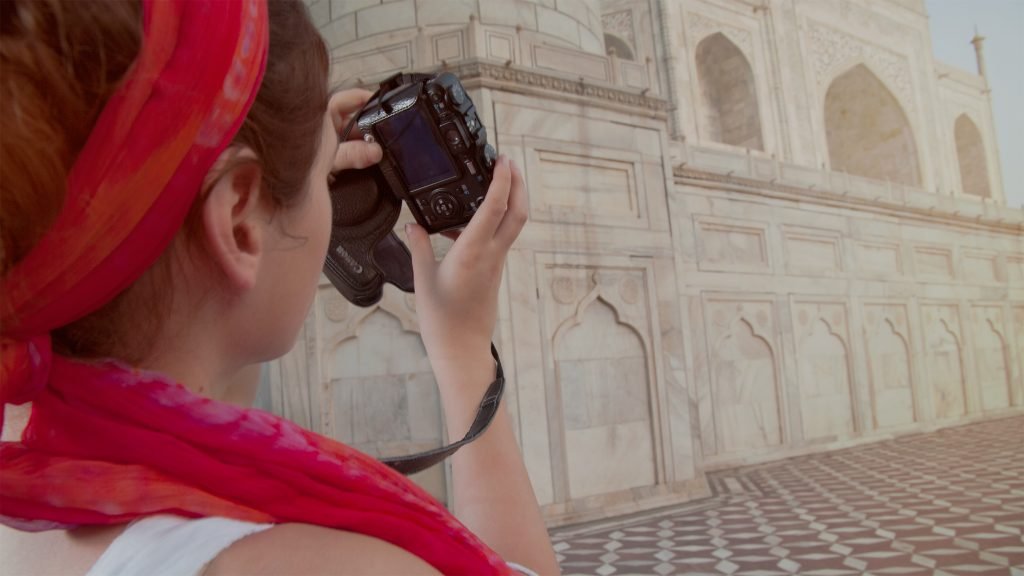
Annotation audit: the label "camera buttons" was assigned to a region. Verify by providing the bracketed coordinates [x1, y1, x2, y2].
[445, 128, 465, 150]
[448, 84, 467, 106]
[430, 192, 458, 218]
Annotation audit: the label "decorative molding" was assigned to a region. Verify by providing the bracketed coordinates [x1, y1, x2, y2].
[449, 61, 670, 115]
[808, 21, 912, 107]
[602, 10, 635, 46]
[673, 168, 1024, 235]
[686, 11, 754, 58]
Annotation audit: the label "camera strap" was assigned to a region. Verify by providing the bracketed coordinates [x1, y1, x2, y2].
[380, 342, 505, 475]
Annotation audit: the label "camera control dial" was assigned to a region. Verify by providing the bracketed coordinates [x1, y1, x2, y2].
[430, 192, 458, 218]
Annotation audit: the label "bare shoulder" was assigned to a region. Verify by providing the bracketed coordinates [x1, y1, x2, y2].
[203, 523, 443, 576]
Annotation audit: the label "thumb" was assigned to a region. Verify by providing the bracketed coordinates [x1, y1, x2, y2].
[404, 223, 436, 277]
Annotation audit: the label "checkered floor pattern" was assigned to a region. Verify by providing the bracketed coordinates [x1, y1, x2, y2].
[551, 416, 1024, 575]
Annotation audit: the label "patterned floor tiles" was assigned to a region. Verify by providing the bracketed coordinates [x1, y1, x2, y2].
[551, 416, 1024, 576]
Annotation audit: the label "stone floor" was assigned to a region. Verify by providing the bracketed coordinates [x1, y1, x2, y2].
[551, 416, 1024, 575]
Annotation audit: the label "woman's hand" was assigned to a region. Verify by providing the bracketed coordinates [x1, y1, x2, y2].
[329, 88, 382, 171]
[404, 156, 528, 392]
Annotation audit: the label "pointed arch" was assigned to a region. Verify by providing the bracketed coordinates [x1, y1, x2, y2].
[824, 64, 921, 187]
[695, 32, 764, 150]
[604, 33, 635, 60]
[954, 114, 992, 198]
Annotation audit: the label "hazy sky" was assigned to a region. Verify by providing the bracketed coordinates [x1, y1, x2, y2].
[927, 0, 1023, 208]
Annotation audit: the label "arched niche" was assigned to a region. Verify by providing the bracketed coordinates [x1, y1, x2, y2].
[867, 318, 916, 428]
[604, 33, 635, 60]
[711, 318, 781, 453]
[824, 64, 921, 187]
[927, 319, 967, 420]
[976, 319, 1011, 411]
[555, 298, 656, 500]
[954, 114, 992, 199]
[695, 32, 764, 150]
[326, 310, 447, 504]
[797, 319, 854, 440]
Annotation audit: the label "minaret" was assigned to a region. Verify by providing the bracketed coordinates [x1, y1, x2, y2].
[970, 27, 987, 82]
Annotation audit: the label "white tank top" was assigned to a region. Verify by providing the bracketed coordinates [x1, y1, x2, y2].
[86, 515, 272, 576]
[86, 514, 539, 576]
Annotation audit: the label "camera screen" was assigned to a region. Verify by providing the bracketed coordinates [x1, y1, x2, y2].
[375, 110, 457, 190]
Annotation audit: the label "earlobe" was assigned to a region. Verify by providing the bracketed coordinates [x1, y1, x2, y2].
[201, 157, 266, 292]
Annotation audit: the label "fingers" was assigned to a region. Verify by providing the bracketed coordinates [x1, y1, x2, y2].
[333, 140, 383, 172]
[404, 223, 437, 281]
[329, 88, 375, 133]
[493, 159, 528, 246]
[460, 155, 512, 244]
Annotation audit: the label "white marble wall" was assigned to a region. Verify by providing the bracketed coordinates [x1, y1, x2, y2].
[268, 0, 1024, 526]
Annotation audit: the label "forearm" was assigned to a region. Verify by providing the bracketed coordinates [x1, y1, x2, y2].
[433, 350, 560, 575]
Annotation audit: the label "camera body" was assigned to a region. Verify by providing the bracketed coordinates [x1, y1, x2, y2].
[350, 72, 496, 234]
[324, 72, 495, 307]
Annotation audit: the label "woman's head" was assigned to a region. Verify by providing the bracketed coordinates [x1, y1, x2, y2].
[0, 0, 331, 370]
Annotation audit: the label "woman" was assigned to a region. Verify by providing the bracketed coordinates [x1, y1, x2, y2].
[0, 0, 559, 574]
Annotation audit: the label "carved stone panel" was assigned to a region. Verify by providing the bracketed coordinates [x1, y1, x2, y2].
[782, 226, 844, 276]
[862, 304, 916, 428]
[557, 301, 655, 499]
[962, 251, 997, 284]
[913, 246, 955, 279]
[538, 257, 661, 504]
[791, 301, 855, 441]
[920, 304, 968, 420]
[702, 296, 783, 455]
[320, 294, 447, 504]
[694, 215, 772, 274]
[971, 305, 1012, 411]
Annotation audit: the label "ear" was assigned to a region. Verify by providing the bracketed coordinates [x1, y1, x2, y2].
[201, 157, 266, 292]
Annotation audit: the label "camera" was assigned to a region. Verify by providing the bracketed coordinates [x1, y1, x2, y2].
[325, 72, 497, 307]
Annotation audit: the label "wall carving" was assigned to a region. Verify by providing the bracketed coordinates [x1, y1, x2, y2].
[920, 304, 968, 420]
[863, 304, 916, 428]
[703, 297, 783, 455]
[694, 215, 772, 274]
[808, 22, 912, 108]
[539, 259, 662, 505]
[970, 306, 1012, 411]
[602, 10, 635, 47]
[782, 226, 843, 275]
[913, 246, 955, 279]
[686, 11, 753, 59]
[791, 301, 855, 441]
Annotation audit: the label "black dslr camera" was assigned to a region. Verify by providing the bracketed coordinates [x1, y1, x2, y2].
[325, 72, 497, 307]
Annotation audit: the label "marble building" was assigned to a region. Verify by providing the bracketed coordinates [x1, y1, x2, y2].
[264, 0, 1024, 527]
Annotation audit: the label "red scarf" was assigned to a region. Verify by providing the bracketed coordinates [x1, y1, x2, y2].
[0, 1, 510, 573]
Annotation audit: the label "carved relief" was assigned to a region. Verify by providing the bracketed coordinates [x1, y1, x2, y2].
[792, 301, 855, 440]
[324, 309, 446, 503]
[541, 260, 659, 502]
[855, 241, 903, 277]
[808, 22, 912, 107]
[703, 297, 782, 454]
[971, 306, 1012, 411]
[557, 300, 655, 499]
[323, 290, 350, 323]
[921, 305, 968, 420]
[602, 10, 635, 46]
[863, 304, 916, 428]
[694, 216, 771, 273]
[962, 252, 997, 284]
[913, 246, 955, 279]
[782, 227, 844, 275]
[686, 11, 753, 58]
